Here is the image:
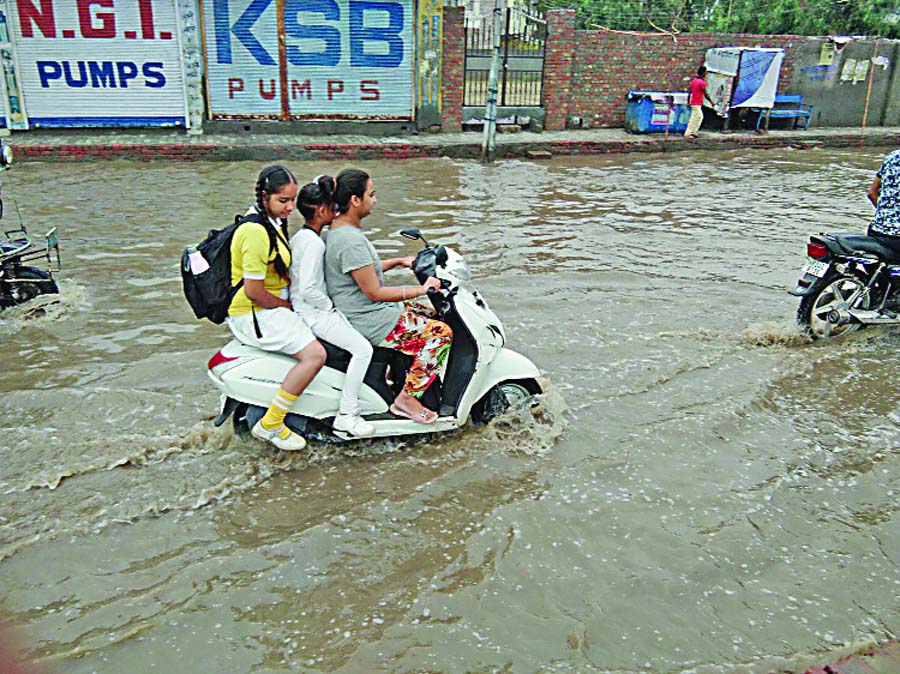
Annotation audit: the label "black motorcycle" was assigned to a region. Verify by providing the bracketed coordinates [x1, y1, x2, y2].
[791, 232, 900, 338]
[0, 142, 61, 309]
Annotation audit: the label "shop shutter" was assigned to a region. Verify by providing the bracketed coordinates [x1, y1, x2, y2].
[7, 0, 188, 128]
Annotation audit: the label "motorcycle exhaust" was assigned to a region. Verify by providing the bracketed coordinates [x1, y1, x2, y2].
[829, 308, 900, 326]
[846, 309, 900, 325]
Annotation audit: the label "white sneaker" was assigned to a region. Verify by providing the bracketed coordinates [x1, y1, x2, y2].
[333, 412, 375, 437]
[251, 419, 307, 451]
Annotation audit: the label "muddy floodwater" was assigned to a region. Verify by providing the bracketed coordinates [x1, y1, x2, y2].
[1, 148, 898, 674]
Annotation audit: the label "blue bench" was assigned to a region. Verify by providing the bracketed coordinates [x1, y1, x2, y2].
[753, 94, 813, 131]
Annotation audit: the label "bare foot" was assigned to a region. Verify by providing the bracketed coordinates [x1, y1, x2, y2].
[390, 391, 437, 424]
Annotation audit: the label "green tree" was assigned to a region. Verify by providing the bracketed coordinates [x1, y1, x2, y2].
[538, 0, 900, 36]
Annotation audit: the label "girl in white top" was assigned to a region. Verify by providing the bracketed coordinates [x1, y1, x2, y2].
[289, 175, 375, 438]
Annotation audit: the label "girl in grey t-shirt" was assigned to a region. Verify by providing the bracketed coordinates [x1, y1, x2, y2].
[325, 168, 452, 424]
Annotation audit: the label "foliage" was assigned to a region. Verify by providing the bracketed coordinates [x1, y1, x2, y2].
[535, 0, 900, 36]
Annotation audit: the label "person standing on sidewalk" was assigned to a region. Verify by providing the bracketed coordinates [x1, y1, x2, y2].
[684, 65, 714, 139]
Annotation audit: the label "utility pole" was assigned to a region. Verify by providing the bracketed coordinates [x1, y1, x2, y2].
[480, 0, 503, 163]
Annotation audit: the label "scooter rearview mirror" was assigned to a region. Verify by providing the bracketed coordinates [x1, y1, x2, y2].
[400, 228, 430, 248]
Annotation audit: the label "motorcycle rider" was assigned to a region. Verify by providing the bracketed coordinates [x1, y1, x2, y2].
[226, 165, 326, 451]
[867, 147, 900, 257]
[289, 175, 375, 438]
[325, 168, 451, 424]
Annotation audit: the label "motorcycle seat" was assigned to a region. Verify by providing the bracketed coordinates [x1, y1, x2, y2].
[830, 234, 900, 262]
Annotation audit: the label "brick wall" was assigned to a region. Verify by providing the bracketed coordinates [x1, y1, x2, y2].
[541, 12, 805, 129]
[542, 10, 577, 131]
[441, 6, 465, 132]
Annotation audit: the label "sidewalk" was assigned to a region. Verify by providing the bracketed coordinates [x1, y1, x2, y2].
[3, 124, 898, 162]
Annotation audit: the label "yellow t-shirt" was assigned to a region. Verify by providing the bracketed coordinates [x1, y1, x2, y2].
[227, 220, 292, 317]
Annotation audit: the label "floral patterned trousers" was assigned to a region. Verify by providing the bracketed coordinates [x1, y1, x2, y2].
[380, 303, 453, 398]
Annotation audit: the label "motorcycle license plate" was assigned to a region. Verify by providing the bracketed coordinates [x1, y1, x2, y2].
[802, 258, 829, 278]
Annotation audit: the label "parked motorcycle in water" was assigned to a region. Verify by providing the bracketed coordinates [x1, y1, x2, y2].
[208, 228, 543, 442]
[0, 142, 61, 309]
[791, 231, 900, 338]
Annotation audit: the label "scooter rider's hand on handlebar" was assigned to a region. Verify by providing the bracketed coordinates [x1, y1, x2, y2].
[422, 277, 441, 294]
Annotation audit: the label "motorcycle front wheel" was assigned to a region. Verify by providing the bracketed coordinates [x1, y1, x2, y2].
[797, 271, 872, 339]
[0, 266, 58, 308]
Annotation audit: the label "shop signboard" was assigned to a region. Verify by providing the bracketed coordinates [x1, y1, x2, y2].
[202, 0, 414, 119]
[4, 0, 188, 128]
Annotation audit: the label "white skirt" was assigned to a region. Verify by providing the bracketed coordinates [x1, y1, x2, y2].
[226, 307, 316, 355]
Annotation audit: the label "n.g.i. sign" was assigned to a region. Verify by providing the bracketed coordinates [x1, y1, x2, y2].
[6, 0, 189, 128]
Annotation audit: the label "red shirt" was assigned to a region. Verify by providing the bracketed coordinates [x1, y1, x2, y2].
[689, 77, 707, 106]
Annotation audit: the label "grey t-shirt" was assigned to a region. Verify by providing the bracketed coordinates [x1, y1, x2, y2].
[324, 225, 402, 344]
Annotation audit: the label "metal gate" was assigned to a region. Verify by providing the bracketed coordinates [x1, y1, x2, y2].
[463, 7, 545, 107]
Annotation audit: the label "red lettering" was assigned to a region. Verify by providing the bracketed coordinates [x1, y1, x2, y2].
[228, 78, 244, 99]
[291, 79, 312, 100]
[17, 0, 55, 38]
[259, 79, 276, 100]
[360, 80, 380, 101]
[327, 80, 344, 100]
[78, 0, 115, 39]
[138, 0, 155, 39]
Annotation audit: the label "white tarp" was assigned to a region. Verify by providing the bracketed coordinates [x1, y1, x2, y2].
[704, 46, 784, 112]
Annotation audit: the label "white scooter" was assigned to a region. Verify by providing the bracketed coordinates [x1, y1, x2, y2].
[207, 228, 542, 442]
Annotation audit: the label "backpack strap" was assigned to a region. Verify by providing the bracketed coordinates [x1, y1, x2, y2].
[233, 212, 283, 340]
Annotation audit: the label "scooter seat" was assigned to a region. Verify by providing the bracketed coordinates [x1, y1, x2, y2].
[319, 340, 397, 371]
[831, 234, 900, 262]
[318, 339, 407, 405]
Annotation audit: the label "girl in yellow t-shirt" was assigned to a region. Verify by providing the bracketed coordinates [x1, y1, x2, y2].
[226, 165, 325, 451]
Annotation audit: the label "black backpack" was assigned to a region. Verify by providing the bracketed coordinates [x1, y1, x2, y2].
[181, 212, 274, 325]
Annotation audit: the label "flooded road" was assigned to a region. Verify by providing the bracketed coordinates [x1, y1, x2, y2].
[1, 148, 898, 674]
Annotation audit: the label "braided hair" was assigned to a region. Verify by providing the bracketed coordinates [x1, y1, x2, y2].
[254, 165, 296, 281]
[297, 174, 335, 221]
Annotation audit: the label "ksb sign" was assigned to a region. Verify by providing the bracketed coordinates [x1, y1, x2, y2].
[7, 0, 187, 127]
[203, 0, 414, 118]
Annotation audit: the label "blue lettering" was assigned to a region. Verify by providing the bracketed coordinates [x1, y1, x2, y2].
[349, 1, 403, 68]
[37, 61, 62, 88]
[117, 61, 138, 88]
[89, 61, 117, 88]
[284, 0, 341, 67]
[143, 62, 166, 88]
[213, 0, 232, 63]
[214, 0, 275, 66]
[65, 61, 89, 88]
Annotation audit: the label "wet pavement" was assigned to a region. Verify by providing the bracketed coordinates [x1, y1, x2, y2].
[1, 124, 898, 162]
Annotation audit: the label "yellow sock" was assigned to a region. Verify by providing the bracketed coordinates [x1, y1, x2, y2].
[260, 387, 299, 437]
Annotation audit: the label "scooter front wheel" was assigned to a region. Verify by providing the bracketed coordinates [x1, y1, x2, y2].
[471, 378, 542, 424]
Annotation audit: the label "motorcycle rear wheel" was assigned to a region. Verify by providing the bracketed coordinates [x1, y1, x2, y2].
[1, 266, 58, 308]
[797, 271, 872, 339]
